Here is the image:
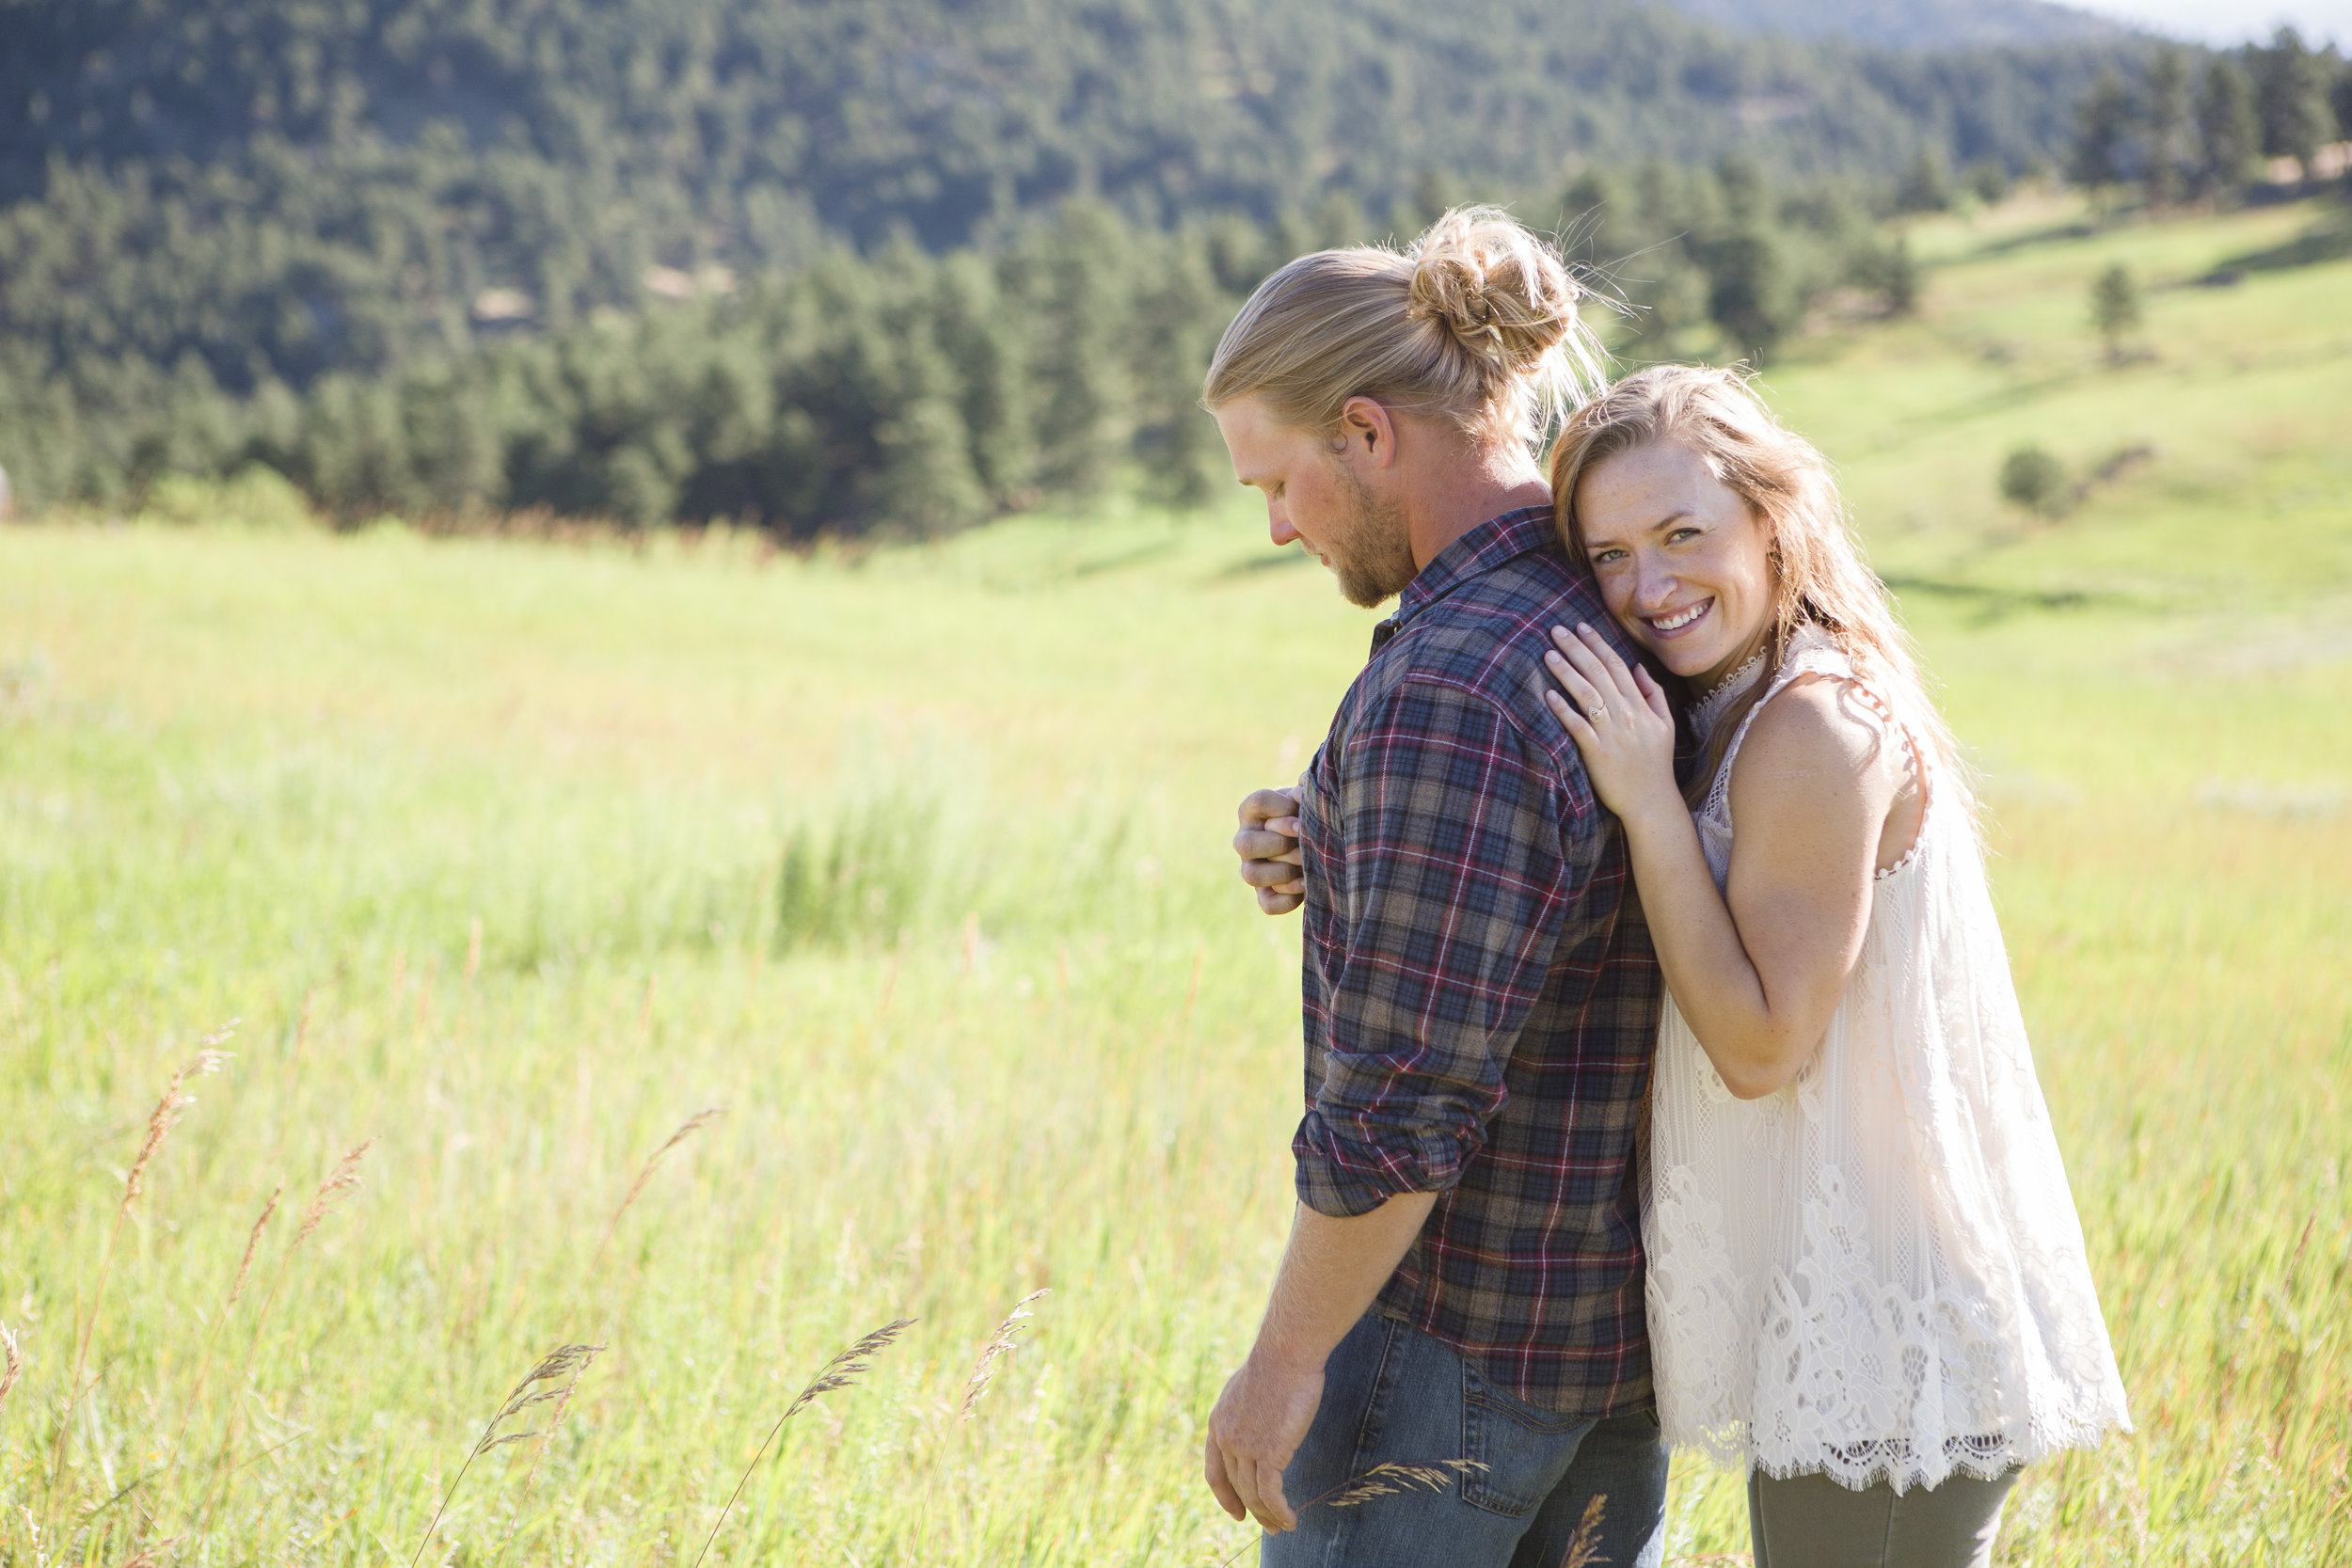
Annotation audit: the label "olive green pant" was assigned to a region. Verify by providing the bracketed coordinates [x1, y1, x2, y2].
[1747, 1467, 2019, 1568]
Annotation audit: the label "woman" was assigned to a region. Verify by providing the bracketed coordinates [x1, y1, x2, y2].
[1536, 366, 2129, 1568]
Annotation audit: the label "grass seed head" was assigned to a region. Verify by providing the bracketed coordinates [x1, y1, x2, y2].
[0, 1321, 21, 1410]
[784, 1317, 916, 1422]
[1557, 1492, 1608, 1568]
[228, 1185, 284, 1307]
[1320, 1458, 1486, 1509]
[294, 1138, 376, 1247]
[598, 1106, 725, 1258]
[961, 1288, 1049, 1418]
[121, 1035, 235, 1214]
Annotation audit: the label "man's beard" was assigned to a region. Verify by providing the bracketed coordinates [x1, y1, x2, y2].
[1326, 468, 1419, 610]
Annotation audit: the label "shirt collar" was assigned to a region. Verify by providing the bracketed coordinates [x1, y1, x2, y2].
[1370, 505, 1560, 653]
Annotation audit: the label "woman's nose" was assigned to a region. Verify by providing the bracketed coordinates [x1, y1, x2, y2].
[1634, 558, 1677, 610]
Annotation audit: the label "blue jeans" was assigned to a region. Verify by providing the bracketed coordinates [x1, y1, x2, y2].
[1263, 1311, 1668, 1568]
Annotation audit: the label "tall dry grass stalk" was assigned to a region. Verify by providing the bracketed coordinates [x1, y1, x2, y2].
[228, 1185, 284, 1309]
[155, 1184, 284, 1516]
[1212, 1460, 1490, 1568]
[961, 1289, 1049, 1419]
[408, 1342, 605, 1568]
[50, 1030, 234, 1490]
[290, 1138, 375, 1248]
[691, 1318, 915, 1568]
[1558, 1493, 1607, 1568]
[195, 1140, 376, 1528]
[592, 1106, 724, 1269]
[0, 1321, 22, 1413]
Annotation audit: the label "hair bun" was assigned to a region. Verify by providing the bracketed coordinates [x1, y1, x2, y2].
[1407, 206, 1582, 375]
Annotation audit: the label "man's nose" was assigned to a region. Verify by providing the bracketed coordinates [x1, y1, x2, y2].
[1268, 506, 1299, 547]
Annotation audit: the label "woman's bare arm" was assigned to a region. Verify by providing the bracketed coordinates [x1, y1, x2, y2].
[1545, 628, 1900, 1099]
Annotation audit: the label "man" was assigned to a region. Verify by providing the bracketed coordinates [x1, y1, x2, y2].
[1199, 210, 1669, 1567]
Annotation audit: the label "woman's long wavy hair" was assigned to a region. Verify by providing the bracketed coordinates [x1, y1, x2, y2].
[1548, 365, 1970, 810]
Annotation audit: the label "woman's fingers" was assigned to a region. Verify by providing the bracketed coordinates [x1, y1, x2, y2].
[1552, 629, 1609, 690]
[1550, 626, 1633, 709]
[1543, 650, 1610, 721]
[1544, 687, 1596, 742]
[1573, 624, 1646, 704]
[1632, 664, 1674, 720]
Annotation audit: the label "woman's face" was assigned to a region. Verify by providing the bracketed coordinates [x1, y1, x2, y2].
[1573, 438, 1776, 689]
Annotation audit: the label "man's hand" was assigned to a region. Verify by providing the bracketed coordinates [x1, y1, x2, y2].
[1204, 1352, 1325, 1532]
[1234, 786, 1305, 915]
[1199, 1193, 1437, 1533]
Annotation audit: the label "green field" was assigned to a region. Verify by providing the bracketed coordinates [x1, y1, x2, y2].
[3, 197, 2349, 1565]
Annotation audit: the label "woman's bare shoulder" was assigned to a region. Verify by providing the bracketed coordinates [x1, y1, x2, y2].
[1731, 676, 1910, 841]
[1735, 673, 1898, 780]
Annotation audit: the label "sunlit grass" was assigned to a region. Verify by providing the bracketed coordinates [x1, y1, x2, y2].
[2, 197, 2348, 1564]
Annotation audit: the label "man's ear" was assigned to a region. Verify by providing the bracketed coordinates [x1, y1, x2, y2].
[1335, 396, 1400, 469]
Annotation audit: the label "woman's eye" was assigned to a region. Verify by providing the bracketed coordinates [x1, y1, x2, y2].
[1666, 527, 1702, 545]
[1591, 548, 1627, 566]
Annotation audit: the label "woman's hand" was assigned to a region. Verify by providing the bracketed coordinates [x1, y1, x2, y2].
[1543, 624, 1679, 825]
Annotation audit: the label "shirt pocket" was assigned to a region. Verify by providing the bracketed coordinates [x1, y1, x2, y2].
[1295, 740, 1339, 888]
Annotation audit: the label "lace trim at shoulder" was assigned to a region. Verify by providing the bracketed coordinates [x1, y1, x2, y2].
[1700, 631, 1933, 878]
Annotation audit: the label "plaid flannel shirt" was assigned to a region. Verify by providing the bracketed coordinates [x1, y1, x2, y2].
[1292, 505, 1663, 1418]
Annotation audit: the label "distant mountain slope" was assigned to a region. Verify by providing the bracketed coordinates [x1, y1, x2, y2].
[1658, 0, 2129, 48]
[0, 0, 2151, 424]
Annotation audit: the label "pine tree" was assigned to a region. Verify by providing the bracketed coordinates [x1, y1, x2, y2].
[1701, 230, 1794, 361]
[2195, 58, 2261, 200]
[2071, 72, 2135, 210]
[1128, 244, 1227, 509]
[1882, 237, 1919, 318]
[1896, 150, 1952, 214]
[1963, 159, 2013, 207]
[1020, 204, 1132, 500]
[2090, 263, 2141, 365]
[874, 332, 989, 538]
[2141, 47, 2193, 208]
[930, 252, 1035, 511]
[2253, 29, 2335, 181]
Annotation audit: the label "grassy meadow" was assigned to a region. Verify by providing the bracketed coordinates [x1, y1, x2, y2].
[3, 195, 2349, 1565]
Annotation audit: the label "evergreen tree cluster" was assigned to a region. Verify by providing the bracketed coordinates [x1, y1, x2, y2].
[2070, 28, 2351, 205]
[0, 0, 2160, 528]
[1560, 156, 1918, 361]
[3, 170, 1916, 533]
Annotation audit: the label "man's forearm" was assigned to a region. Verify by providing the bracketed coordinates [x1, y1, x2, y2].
[1250, 1193, 1438, 1372]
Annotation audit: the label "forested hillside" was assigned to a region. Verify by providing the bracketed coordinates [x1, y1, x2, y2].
[0, 0, 2182, 527]
[0, 0, 2145, 383]
[1657, 0, 2123, 49]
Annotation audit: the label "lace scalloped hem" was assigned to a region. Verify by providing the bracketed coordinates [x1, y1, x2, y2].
[1662, 1416, 2133, 1496]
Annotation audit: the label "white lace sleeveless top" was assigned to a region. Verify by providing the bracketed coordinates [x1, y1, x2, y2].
[1645, 626, 2130, 1493]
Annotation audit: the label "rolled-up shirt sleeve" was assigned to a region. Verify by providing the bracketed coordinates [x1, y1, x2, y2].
[1293, 673, 1587, 1218]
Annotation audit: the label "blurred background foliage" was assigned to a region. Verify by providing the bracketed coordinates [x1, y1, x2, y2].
[0, 0, 2344, 534]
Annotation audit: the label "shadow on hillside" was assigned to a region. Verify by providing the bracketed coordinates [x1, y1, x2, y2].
[1882, 574, 2094, 624]
[1966, 220, 2102, 261]
[2203, 206, 2352, 281]
[1216, 545, 1312, 578]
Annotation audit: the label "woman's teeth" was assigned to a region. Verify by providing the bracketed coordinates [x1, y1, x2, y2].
[1649, 601, 1710, 633]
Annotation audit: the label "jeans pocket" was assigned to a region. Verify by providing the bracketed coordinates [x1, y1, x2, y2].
[1459, 1360, 1593, 1518]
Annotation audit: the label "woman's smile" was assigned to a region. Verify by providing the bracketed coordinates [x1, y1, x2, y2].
[1642, 597, 1714, 639]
